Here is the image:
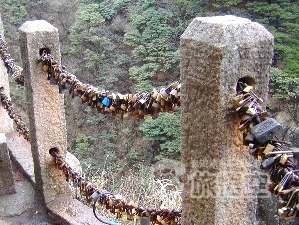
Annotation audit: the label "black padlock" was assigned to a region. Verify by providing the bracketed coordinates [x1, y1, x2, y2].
[260, 154, 282, 170]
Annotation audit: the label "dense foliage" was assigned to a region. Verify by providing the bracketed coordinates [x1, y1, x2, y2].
[1, 0, 299, 176]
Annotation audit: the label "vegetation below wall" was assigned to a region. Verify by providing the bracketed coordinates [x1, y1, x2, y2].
[0, 0, 299, 221]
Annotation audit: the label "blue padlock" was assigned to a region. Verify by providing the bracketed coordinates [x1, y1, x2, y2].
[251, 118, 282, 143]
[110, 222, 120, 225]
[102, 97, 111, 107]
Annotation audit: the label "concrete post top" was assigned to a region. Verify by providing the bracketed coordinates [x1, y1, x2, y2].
[19, 20, 58, 33]
[195, 15, 252, 24]
[181, 15, 274, 44]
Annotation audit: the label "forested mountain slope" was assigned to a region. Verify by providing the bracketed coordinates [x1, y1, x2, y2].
[1, 0, 299, 191]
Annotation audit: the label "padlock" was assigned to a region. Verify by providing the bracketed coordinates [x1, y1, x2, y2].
[243, 133, 254, 145]
[140, 217, 151, 225]
[91, 191, 100, 200]
[243, 85, 253, 93]
[279, 154, 289, 165]
[260, 154, 282, 170]
[102, 97, 110, 107]
[251, 118, 282, 143]
[265, 147, 299, 160]
[278, 207, 290, 219]
[274, 171, 293, 193]
[279, 189, 299, 212]
[263, 143, 275, 155]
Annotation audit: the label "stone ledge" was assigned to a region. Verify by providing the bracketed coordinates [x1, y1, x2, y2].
[5, 132, 35, 185]
[5, 132, 102, 224]
[5, 132, 83, 186]
[47, 196, 108, 225]
[0, 180, 35, 217]
[0, 133, 16, 195]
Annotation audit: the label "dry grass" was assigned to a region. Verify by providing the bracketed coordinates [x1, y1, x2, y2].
[73, 165, 182, 224]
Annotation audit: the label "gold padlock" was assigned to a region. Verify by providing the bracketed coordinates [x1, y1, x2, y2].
[110, 105, 115, 111]
[233, 95, 244, 107]
[145, 115, 152, 120]
[120, 104, 126, 110]
[156, 93, 161, 103]
[263, 143, 275, 155]
[279, 154, 289, 165]
[243, 86, 253, 92]
[246, 107, 257, 116]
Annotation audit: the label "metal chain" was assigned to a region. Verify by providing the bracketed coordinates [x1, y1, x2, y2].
[0, 87, 30, 141]
[50, 149, 182, 225]
[38, 50, 181, 120]
[0, 35, 30, 141]
[0, 35, 24, 85]
[0, 36, 182, 224]
[235, 81, 299, 220]
[39, 50, 183, 224]
[4, 30, 297, 223]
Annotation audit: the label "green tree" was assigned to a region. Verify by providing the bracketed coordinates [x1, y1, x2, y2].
[124, 1, 180, 91]
[68, 2, 123, 88]
[0, 0, 29, 25]
[212, 0, 243, 13]
[246, 1, 299, 77]
[269, 68, 299, 121]
[139, 112, 181, 159]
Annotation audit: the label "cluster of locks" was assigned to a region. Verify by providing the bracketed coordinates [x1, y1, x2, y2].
[0, 38, 182, 224]
[0, 86, 30, 141]
[4, 29, 299, 223]
[0, 36, 29, 140]
[0, 35, 24, 85]
[235, 82, 299, 220]
[50, 149, 182, 225]
[39, 50, 181, 120]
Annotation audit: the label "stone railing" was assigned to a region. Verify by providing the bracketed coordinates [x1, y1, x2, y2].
[0, 14, 274, 225]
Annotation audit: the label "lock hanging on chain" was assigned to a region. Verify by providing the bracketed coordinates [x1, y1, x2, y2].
[251, 118, 282, 143]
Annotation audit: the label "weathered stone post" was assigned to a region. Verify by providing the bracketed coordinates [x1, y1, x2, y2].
[0, 13, 16, 195]
[19, 20, 104, 224]
[0, 14, 14, 134]
[19, 20, 70, 205]
[180, 15, 274, 225]
[0, 134, 16, 195]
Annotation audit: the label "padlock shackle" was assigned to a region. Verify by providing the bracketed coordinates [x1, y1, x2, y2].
[266, 151, 293, 155]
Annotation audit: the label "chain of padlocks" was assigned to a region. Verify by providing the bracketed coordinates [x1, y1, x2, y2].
[39, 49, 181, 120]
[235, 82, 299, 220]
[50, 148, 181, 225]
[0, 35, 29, 141]
[0, 35, 182, 225]
[0, 86, 30, 141]
[2, 32, 299, 223]
[0, 35, 24, 85]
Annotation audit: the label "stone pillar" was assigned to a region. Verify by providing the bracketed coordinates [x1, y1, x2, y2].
[0, 134, 16, 195]
[19, 20, 71, 205]
[18, 20, 103, 225]
[180, 15, 274, 225]
[0, 13, 14, 132]
[0, 13, 16, 195]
